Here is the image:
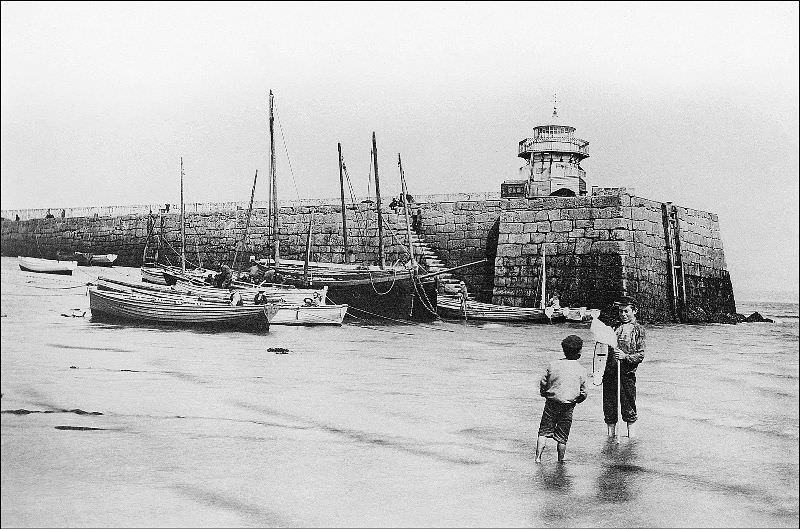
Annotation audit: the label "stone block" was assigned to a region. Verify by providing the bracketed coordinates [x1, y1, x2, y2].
[551, 220, 572, 232]
[497, 245, 522, 257]
[504, 222, 523, 234]
[575, 238, 593, 254]
[509, 233, 529, 244]
[594, 218, 629, 230]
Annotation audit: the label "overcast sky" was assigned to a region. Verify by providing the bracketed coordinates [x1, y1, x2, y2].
[1, 1, 798, 300]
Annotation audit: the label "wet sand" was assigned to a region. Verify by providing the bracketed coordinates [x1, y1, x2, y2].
[2, 258, 798, 527]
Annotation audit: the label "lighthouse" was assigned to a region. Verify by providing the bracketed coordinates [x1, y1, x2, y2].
[501, 99, 590, 198]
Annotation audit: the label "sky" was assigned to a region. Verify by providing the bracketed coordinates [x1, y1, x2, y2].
[1, 1, 798, 300]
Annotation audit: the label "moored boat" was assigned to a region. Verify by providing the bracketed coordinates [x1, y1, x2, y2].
[88, 287, 277, 331]
[87, 253, 117, 266]
[141, 264, 169, 285]
[268, 258, 437, 322]
[271, 303, 348, 325]
[95, 276, 346, 325]
[18, 256, 78, 275]
[437, 294, 561, 322]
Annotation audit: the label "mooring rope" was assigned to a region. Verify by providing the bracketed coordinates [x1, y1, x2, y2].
[325, 292, 454, 333]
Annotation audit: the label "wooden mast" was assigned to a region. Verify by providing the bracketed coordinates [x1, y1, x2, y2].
[372, 132, 385, 269]
[540, 243, 547, 309]
[338, 142, 349, 261]
[232, 169, 258, 271]
[180, 157, 186, 272]
[303, 214, 313, 285]
[269, 90, 280, 266]
[398, 153, 415, 266]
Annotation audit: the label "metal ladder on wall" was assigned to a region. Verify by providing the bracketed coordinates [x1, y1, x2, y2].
[661, 202, 687, 322]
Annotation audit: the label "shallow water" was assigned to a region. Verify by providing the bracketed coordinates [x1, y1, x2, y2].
[2, 256, 798, 527]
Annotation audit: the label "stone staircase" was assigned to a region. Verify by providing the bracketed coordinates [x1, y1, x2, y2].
[384, 213, 467, 297]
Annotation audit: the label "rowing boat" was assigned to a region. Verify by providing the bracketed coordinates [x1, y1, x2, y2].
[437, 295, 564, 322]
[18, 256, 78, 275]
[88, 287, 277, 331]
[95, 276, 346, 325]
[271, 303, 348, 325]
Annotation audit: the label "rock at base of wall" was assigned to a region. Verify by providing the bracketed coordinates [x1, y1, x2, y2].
[744, 311, 774, 323]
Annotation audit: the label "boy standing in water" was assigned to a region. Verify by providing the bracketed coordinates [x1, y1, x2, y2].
[535, 334, 588, 463]
[603, 296, 646, 438]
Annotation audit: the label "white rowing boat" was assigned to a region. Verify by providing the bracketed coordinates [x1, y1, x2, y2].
[271, 303, 348, 325]
[18, 256, 78, 275]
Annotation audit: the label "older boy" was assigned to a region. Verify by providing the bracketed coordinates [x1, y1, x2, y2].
[603, 296, 645, 438]
[535, 334, 588, 463]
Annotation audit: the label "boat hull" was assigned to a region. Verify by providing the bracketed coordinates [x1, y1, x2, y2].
[323, 278, 437, 322]
[89, 254, 118, 266]
[141, 265, 169, 285]
[271, 304, 348, 325]
[88, 288, 273, 331]
[437, 296, 563, 323]
[18, 256, 77, 275]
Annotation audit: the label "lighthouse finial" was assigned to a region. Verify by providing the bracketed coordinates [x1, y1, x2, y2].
[552, 93, 558, 120]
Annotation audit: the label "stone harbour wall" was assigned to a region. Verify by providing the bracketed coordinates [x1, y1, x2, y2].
[1, 191, 737, 322]
[490, 194, 735, 322]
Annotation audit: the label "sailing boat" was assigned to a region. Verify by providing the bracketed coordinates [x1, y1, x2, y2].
[261, 93, 449, 322]
[141, 158, 208, 285]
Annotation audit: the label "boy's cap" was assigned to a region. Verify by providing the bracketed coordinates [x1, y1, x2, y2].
[614, 295, 637, 307]
[561, 334, 583, 352]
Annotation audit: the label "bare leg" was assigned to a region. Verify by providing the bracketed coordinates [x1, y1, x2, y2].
[535, 436, 547, 462]
[606, 423, 616, 437]
[626, 421, 636, 438]
[556, 442, 567, 462]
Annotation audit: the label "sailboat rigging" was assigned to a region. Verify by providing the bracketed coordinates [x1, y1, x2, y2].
[260, 92, 469, 322]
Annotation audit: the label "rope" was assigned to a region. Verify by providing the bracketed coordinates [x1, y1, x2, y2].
[368, 269, 398, 295]
[342, 160, 372, 254]
[336, 310, 416, 336]
[3, 291, 87, 297]
[27, 283, 88, 290]
[274, 107, 301, 203]
[410, 272, 439, 317]
[325, 292, 454, 333]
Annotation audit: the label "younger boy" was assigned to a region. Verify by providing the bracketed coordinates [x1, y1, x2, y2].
[535, 334, 588, 463]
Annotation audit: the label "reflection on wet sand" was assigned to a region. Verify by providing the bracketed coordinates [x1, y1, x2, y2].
[597, 438, 642, 503]
[540, 463, 573, 493]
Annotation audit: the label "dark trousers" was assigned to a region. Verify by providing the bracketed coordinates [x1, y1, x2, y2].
[602, 367, 637, 424]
